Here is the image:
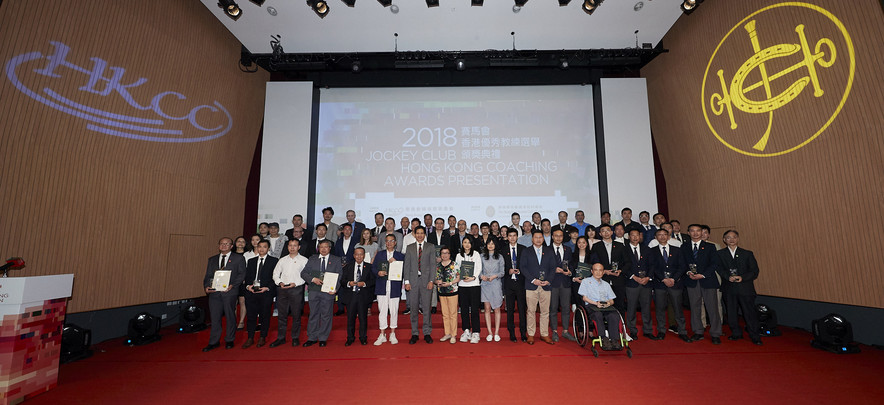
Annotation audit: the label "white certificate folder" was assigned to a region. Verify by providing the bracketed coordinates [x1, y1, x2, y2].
[212, 270, 231, 290]
[388, 261, 404, 281]
[321, 272, 339, 293]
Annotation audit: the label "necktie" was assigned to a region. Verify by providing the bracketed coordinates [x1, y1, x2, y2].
[693, 243, 699, 259]
[417, 244, 423, 276]
[512, 247, 518, 280]
[556, 247, 562, 262]
[662, 247, 668, 263]
[321, 257, 327, 273]
[633, 247, 639, 263]
[535, 248, 542, 264]
[355, 265, 361, 292]
[220, 254, 226, 269]
[257, 257, 264, 284]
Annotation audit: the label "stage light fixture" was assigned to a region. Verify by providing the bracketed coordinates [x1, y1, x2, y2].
[559, 58, 569, 69]
[351, 60, 362, 73]
[455, 59, 466, 71]
[811, 313, 860, 354]
[514, 0, 529, 7]
[249, 0, 266, 6]
[426, 0, 439, 7]
[308, 0, 330, 18]
[342, 0, 356, 6]
[680, 0, 703, 15]
[178, 305, 207, 333]
[471, 0, 484, 6]
[378, 0, 392, 6]
[126, 312, 162, 346]
[755, 304, 781, 337]
[61, 324, 93, 364]
[217, 0, 242, 20]
[582, 0, 604, 15]
[559, 0, 571, 6]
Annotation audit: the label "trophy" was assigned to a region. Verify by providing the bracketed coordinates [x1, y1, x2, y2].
[611, 261, 619, 272]
[561, 261, 570, 275]
[637, 270, 646, 278]
[252, 277, 262, 292]
[729, 268, 738, 280]
[538, 268, 546, 282]
[688, 263, 698, 276]
[664, 271, 671, 279]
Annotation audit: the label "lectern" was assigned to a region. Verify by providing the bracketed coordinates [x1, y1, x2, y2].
[0, 275, 74, 405]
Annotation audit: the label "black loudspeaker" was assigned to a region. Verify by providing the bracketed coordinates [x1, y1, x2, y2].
[61, 324, 93, 364]
[126, 312, 162, 346]
[178, 305, 207, 333]
[811, 313, 860, 354]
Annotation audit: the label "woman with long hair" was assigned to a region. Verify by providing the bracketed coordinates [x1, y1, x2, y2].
[456, 237, 483, 344]
[480, 238, 504, 342]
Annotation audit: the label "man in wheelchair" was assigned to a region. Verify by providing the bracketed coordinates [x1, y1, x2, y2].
[578, 263, 623, 351]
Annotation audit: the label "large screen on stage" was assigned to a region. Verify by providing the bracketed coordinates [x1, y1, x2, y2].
[314, 85, 600, 224]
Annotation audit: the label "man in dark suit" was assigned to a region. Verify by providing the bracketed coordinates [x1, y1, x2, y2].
[624, 229, 654, 339]
[427, 217, 451, 250]
[242, 240, 278, 348]
[370, 212, 386, 243]
[202, 237, 246, 352]
[502, 229, 528, 342]
[648, 229, 691, 342]
[340, 247, 375, 346]
[520, 230, 558, 345]
[682, 224, 723, 344]
[613, 207, 643, 237]
[288, 226, 311, 257]
[669, 220, 689, 245]
[403, 226, 436, 344]
[590, 224, 632, 313]
[449, 219, 469, 255]
[300, 240, 342, 347]
[334, 223, 359, 266]
[716, 229, 762, 345]
[343, 210, 365, 240]
[306, 223, 335, 258]
[548, 229, 575, 342]
[554, 210, 577, 236]
[284, 214, 307, 241]
[396, 216, 411, 236]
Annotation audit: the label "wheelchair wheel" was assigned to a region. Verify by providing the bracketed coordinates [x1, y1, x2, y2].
[572, 304, 589, 347]
[626, 347, 633, 358]
[591, 346, 599, 357]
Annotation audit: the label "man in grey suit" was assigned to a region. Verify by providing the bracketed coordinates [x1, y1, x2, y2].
[202, 237, 246, 352]
[404, 226, 436, 344]
[300, 240, 342, 347]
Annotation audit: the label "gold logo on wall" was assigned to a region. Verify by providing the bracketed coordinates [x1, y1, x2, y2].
[702, 2, 855, 157]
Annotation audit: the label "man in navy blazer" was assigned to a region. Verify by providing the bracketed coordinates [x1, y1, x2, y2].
[590, 224, 632, 313]
[682, 224, 723, 344]
[648, 229, 691, 342]
[519, 230, 558, 345]
[624, 229, 654, 339]
[502, 229, 528, 342]
[372, 234, 406, 345]
[716, 229, 762, 345]
[343, 210, 365, 240]
[334, 223, 359, 266]
[242, 240, 278, 348]
[202, 237, 246, 352]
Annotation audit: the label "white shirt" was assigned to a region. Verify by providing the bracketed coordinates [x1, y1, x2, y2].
[728, 246, 738, 258]
[658, 244, 671, 259]
[342, 237, 351, 255]
[456, 251, 483, 288]
[273, 254, 308, 286]
[603, 241, 613, 261]
[401, 232, 417, 253]
[648, 238, 682, 248]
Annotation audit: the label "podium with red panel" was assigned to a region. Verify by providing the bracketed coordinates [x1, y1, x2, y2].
[0, 275, 74, 405]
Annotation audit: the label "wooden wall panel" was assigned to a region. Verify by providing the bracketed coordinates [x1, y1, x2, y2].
[0, 0, 270, 312]
[642, 0, 884, 308]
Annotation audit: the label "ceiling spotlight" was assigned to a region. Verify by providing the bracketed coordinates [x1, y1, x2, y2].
[342, 0, 356, 6]
[378, 0, 392, 6]
[681, 0, 703, 15]
[249, 0, 266, 5]
[455, 59, 466, 71]
[426, 0, 439, 7]
[559, 58, 569, 69]
[218, 0, 242, 20]
[559, 0, 571, 5]
[390, 4, 399, 13]
[308, 0, 330, 18]
[582, 0, 603, 15]
[471, 0, 484, 6]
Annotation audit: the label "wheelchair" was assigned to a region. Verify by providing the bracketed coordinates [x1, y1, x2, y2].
[572, 303, 633, 358]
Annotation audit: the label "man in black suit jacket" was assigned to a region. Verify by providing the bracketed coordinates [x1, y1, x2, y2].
[334, 223, 359, 266]
[300, 241, 342, 347]
[340, 247, 375, 345]
[306, 223, 335, 258]
[242, 240, 278, 348]
[648, 229, 691, 342]
[343, 210, 366, 240]
[716, 230, 762, 345]
[202, 237, 246, 352]
[590, 224, 632, 313]
[669, 220, 689, 245]
[554, 211, 577, 236]
[502, 229, 528, 342]
[519, 230, 558, 345]
[284, 214, 308, 240]
[548, 229, 575, 342]
[682, 224, 723, 344]
[427, 218, 451, 250]
[624, 229, 654, 339]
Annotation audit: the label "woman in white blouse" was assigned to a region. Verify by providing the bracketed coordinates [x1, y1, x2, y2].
[456, 236, 483, 344]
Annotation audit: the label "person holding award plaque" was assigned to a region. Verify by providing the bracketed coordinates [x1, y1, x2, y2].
[202, 237, 246, 352]
[579, 263, 623, 351]
[549, 229, 575, 342]
[716, 230, 762, 345]
[519, 230, 558, 345]
[372, 234, 405, 345]
[455, 237, 483, 344]
[681, 224, 723, 345]
[648, 229, 691, 342]
[299, 240, 342, 347]
[435, 247, 460, 343]
[624, 230, 654, 339]
[480, 238, 504, 342]
[403, 226, 437, 344]
[242, 240, 278, 348]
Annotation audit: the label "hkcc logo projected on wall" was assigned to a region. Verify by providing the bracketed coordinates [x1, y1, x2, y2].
[5, 41, 232, 143]
[702, 2, 855, 157]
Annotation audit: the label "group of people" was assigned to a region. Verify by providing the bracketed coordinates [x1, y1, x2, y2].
[201, 207, 763, 352]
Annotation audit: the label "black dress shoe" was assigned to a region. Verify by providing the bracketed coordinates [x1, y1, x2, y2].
[510, 336, 518, 342]
[520, 336, 528, 342]
[679, 334, 692, 343]
[225, 342, 235, 349]
[202, 343, 219, 352]
[643, 333, 656, 340]
[292, 339, 300, 347]
[403, 309, 411, 315]
[656, 333, 666, 340]
[409, 335, 419, 345]
[424, 335, 433, 344]
[431, 307, 437, 314]
[360, 337, 368, 345]
[752, 338, 763, 346]
[728, 335, 743, 341]
[303, 340, 317, 347]
[691, 333, 704, 341]
[345, 338, 355, 346]
[711, 337, 722, 345]
[334, 310, 345, 316]
[269, 339, 286, 348]
[319, 341, 327, 347]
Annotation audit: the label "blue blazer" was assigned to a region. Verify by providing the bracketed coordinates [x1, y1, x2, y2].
[648, 245, 685, 289]
[372, 249, 405, 298]
[334, 235, 360, 265]
[680, 240, 721, 289]
[519, 245, 558, 291]
[624, 244, 653, 289]
[549, 244, 572, 288]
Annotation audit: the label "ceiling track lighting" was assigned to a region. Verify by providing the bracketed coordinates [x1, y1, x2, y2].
[471, 0, 484, 6]
[342, 0, 356, 6]
[217, 0, 242, 20]
[681, 0, 704, 15]
[582, 0, 604, 15]
[307, 0, 330, 18]
[378, 0, 392, 7]
[426, 0, 440, 7]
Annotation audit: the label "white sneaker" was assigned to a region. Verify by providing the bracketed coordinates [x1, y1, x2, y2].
[460, 330, 471, 342]
[494, 334, 501, 342]
[440, 334, 451, 342]
[389, 332, 399, 345]
[374, 333, 386, 346]
[450, 336, 456, 344]
[470, 332, 480, 344]
[571, 304, 577, 312]
[486, 334, 493, 342]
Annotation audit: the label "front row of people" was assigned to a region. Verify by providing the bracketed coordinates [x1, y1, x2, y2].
[202, 225, 761, 351]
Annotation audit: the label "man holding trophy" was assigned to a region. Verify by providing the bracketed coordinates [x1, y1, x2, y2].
[519, 230, 558, 345]
[682, 224, 722, 345]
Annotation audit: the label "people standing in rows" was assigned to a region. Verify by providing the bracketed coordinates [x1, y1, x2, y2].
[480, 238, 504, 342]
[624, 229, 654, 339]
[456, 237, 483, 344]
[682, 224, 723, 345]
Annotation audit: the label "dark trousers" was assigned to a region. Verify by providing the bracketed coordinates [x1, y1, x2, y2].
[276, 285, 305, 341]
[458, 286, 481, 332]
[625, 286, 652, 336]
[654, 287, 685, 334]
[570, 282, 582, 307]
[504, 285, 527, 338]
[612, 284, 627, 313]
[687, 285, 722, 337]
[208, 291, 237, 345]
[346, 293, 370, 339]
[588, 305, 621, 339]
[245, 289, 274, 338]
[549, 286, 571, 332]
[725, 293, 759, 339]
